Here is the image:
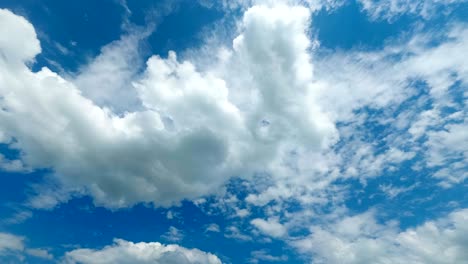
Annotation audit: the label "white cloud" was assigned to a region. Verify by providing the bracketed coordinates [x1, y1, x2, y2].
[0, 153, 29, 172]
[224, 226, 252, 241]
[426, 122, 468, 186]
[292, 208, 468, 264]
[161, 226, 184, 242]
[308, 23, 468, 187]
[251, 218, 287, 238]
[357, 0, 467, 20]
[3, 210, 33, 224]
[205, 223, 221, 233]
[72, 33, 146, 112]
[0, 9, 40, 64]
[235, 208, 250, 218]
[63, 239, 221, 264]
[0, 233, 24, 255]
[26, 248, 54, 260]
[199, 0, 342, 12]
[379, 183, 419, 199]
[0, 233, 52, 260]
[0, 4, 337, 209]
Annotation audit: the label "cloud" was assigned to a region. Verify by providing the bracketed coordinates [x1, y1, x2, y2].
[0, 9, 40, 64]
[292, 208, 468, 264]
[161, 226, 184, 242]
[0, 4, 336, 209]
[0, 232, 53, 260]
[357, 0, 467, 20]
[0, 233, 24, 255]
[25, 248, 53, 260]
[224, 226, 252, 241]
[426, 122, 468, 186]
[251, 218, 287, 238]
[249, 249, 288, 263]
[0, 153, 29, 172]
[63, 239, 221, 264]
[205, 223, 221, 233]
[72, 33, 146, 113]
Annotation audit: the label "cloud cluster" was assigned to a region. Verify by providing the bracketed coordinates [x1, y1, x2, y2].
[1, 0, 467, 263]
[0, 3, 338, 209]
[292, 209, 468, 264]
[0, 232, 52, 261]
[64, 239, 221, 264]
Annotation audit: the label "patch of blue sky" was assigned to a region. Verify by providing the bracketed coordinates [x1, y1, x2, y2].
[1, 193, 301, 263]
[313, 1, 412, 51]
[0, 0, 221, 74]
[0, 0, 124, 72]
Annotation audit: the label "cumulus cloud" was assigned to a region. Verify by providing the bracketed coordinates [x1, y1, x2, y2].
[63, 239, 221, 264]
[251, 218, 287, 238]
[0, 4, 336, 208]
[72, 33, 146, 112]
[0, 9, 40, 64]
[292, 208, 468, 264]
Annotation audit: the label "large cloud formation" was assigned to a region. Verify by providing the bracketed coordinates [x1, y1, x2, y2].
[64, 239, 221, 264]
[0, 5, 335, 208]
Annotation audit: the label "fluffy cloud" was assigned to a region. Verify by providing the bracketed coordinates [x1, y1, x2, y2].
[73, 33, 145, 112]
[251, 218, 287, 238]
[292, 209, 468, 264]
[63, 239, 221, 264]
[0, 9, 40, 63]
[0, 4, 336, 208]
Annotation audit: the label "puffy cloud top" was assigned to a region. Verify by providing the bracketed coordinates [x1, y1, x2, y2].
[0, 5, 336, 208]
[0, 9, 40, 63]
[64, 239, 221, 264]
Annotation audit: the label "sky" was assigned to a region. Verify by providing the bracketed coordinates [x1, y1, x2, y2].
[0, 0, 467, 263]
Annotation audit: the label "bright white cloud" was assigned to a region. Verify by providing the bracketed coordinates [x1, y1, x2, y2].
[251, 218, 287, 238]
[0, 4, 336, 208]
[292, 208, 468, 264]
[73, 33, 146, 112]
[64, 239, 221, 264]
[0, 9, 40, 64]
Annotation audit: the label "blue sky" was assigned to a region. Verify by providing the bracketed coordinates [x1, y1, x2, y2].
[0, 0, 467, 263]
